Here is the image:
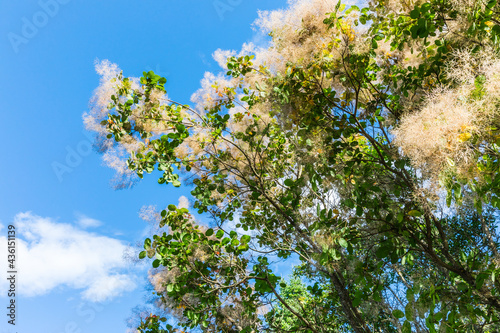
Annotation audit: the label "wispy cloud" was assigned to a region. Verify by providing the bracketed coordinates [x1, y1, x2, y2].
[0, 212, 136, 302]
[75, 212, 102, 229]
[82, 274, 136, 302]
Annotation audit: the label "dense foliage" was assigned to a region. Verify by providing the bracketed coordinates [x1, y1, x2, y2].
[84, 0, 500, 332]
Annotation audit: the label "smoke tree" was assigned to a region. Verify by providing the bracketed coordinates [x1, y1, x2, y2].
[84, 0, 500, 332]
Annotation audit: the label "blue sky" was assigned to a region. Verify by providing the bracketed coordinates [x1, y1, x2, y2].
[0, 0, 287, 332]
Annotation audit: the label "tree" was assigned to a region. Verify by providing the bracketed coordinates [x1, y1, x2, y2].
[84, 0, 500, 332]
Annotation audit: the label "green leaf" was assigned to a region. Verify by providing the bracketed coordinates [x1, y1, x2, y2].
[353, 290, 363, 307]
[393, 309, 405, 319]
[168, 204, 177, 211]
[492, 196, 500, 208]
[406, 289, 414, 302]
[330, 248, 342, 260]
[397, 212, 404, 223]
[152, 259, 160, 268]
[216, 230, 224, 239]
[344, 199, 355, 209]
[139, 251, 146, 259]
[376, 245, 391, 258]
[206, 228, 214, 237]
[407, 210, 422, 217]
[476, 273, 488, 289]
[410, 8, 420, 19]
[405, 303, 414, 321]
[241, 235, 251, 244]
[338, 238, 348, 248]
[345, 5, 359, 14]
[402, 320, 412, 333]
[457, 282, 468, 291]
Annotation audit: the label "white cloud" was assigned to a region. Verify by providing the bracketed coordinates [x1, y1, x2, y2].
[82, 274, 136, 302]
[178, 195, 190, 209]
[0, 212, 136, 302]
[75, 212, 102, 228]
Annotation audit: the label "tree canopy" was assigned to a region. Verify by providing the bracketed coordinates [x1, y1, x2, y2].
[84, 0, 500, 332]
